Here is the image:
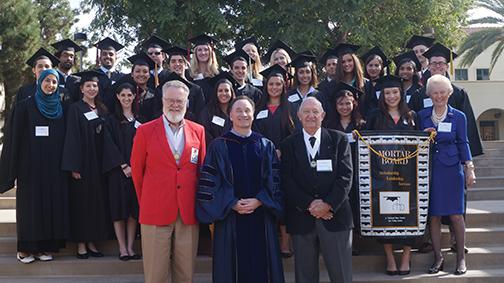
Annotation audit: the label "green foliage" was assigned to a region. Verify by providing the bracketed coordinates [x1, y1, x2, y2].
[458, 0, 504, 72]
[0, 0, 76, 122]
[84, 0, 472, 59]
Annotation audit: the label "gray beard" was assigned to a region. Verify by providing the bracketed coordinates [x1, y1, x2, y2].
[166, 111, 185, 123]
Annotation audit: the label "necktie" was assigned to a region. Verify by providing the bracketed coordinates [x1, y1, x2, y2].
[309, 136, 316, 147]
[107, 70, 112, 79]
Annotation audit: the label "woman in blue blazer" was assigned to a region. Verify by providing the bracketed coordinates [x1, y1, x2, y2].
[418, 74, 476, 275]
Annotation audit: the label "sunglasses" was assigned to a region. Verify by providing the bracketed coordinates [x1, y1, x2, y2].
[148, 52, 162, 56]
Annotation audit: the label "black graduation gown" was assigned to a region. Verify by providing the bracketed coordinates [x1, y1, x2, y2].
[196, 131, 285, 283]
[0, 97, 69, 252]
[408, 84, 483, 156]
[361, 80, 382, 119]
[15, 83, 36, 102]
[92, 68, 126, 111]
[316, 78, 333, 114]
[102, 115, 140, 221]
[193, 77, 214, 103]
[198, 107, 232, 146]
[404, 82, 422, 107]
[252, 105, 295, 147]
[61, 100, 110, 242]
[56, 71, 81, 111]
[235, 83, 263, 103]
[147, 69, 170, 90]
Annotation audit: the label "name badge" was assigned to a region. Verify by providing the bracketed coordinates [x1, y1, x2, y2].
[438, 122, 452, 132]
[84, 111, 99, 121]
[288, 94, 300, 103]
[250, 78, 263, 87]
[346, 133, 355, 143]
[406, 95, 411, 103]
[211, 115, 225, 127]
[35, 126, 49, 137]
[317, 159, 333, 172]
[375, 91, 381, 99]
[134, 121, 142, 129]
[423, 98, 433, 108]
[190, 147, 199, 164]
[256, 110, 268, 120]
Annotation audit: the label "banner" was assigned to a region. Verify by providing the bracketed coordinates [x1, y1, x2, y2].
[355, 130, 434, 237]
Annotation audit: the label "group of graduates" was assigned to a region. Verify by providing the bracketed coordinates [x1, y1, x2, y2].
[0, 31, 482, 281]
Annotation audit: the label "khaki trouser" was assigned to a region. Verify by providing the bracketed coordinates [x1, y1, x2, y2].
[141, 215, 199, 283]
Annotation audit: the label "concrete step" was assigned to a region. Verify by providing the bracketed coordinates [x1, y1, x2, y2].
[1, 188, 16, 198]
[472, 176, 504, 188]
[0, 197, 15, 209]
[482, 141, 504, 150]
[0, 247, 503, 278]
[465, 200, 504, 227]
[467, 187, 504, 201]
[473, 158, 504, 168]
[475, 167, 504, 177]
[477, 148, 504, 158]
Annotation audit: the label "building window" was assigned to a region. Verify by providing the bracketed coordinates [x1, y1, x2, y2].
[455, 69, 468, 81]
[476, 68, 490, 80]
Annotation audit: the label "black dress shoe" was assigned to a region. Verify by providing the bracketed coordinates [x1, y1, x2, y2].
[119, 254, 130, 261]
[398, 269, 411, 275]
[76, 252, 89, 259]
[129, 254, 142, 260]
[428, 258, 444, 274]
[386, 270, 398, 276]
[88, 250, 104, 257]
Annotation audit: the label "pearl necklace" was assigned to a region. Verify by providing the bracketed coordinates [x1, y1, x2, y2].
[431, 106, 447, 126]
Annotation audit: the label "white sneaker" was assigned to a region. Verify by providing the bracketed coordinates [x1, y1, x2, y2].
[35, 253, 53, 261]
[16, 253, 35, 264]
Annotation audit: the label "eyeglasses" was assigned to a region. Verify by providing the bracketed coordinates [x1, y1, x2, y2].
[430, 61, 447, 67]
[148, 52, 162, 56]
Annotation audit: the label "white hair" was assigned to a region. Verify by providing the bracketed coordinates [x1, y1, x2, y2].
[298, 97, 323, 113]
[162, 80, 190, 99]
[426, 74, 453, 95]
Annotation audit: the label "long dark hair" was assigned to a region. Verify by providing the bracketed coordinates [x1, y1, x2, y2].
[208, 79, 236, 117]
[377, 85, 415, 127]
[293, 62, 319, 88]
[258, 73, 295, 134]
[394, 60, 420, 86]
[113, 82, 137, 122]
[80, 79, 108, 115]
[331, 90, 365, 129]
[335, 53, 365, 92]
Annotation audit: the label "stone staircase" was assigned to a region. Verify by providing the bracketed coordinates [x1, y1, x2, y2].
[0, 141, 503, 282]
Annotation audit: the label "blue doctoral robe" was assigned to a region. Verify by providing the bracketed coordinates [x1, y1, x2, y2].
[196, 131, 285, 283]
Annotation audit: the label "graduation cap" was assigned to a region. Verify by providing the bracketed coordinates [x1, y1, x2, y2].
[209, 71, 240, 89]
[260, 64, 292, 80]
[188, 34, 217, 46]
[287, 53, 317, 69]
[405, 35, 435, 49]
[127, 52, 156, 69]
[319, 49, 339, 65]
[360, 46, 390, 66]
[235, 36, 259, 51]
[73, 70, 107, 84]
[422, 43, 458, 63]
[163, 71, 192, 89]
[164, 46, 190, 57]
[377, 75, 403, 89]
[142, 34, 170, 50]
[51, 39, 83, 54]
[333, 43, 360, 57]
[331, 81, 363, 101]
[94, 37, 124, 51]
[263, 39, 296, 62]
[393, 50, 421, 71]
[223, 49, 255, 67]
[26, 47, 60, 67]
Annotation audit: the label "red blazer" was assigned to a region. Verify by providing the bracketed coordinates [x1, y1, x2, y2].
[131, 117, 206, 225]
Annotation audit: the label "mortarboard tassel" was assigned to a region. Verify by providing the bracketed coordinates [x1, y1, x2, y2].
[450, 50, 454, 77]
[154, 63, 159, 87]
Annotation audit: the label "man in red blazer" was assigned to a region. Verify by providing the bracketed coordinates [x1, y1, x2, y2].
[131, 80, 206, 283]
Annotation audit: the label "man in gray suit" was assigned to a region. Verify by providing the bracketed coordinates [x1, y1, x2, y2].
[280, 97, 354, 283]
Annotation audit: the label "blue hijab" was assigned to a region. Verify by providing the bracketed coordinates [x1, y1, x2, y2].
[35, 69, 63, 119]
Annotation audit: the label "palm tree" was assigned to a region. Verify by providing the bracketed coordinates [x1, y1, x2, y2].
[458, 0, 504, 73]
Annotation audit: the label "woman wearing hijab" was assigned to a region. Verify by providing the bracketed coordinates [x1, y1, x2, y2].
[0, 69, 69, 263]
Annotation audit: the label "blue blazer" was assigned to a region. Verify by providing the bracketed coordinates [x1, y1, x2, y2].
[418, 105, 472, 166]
